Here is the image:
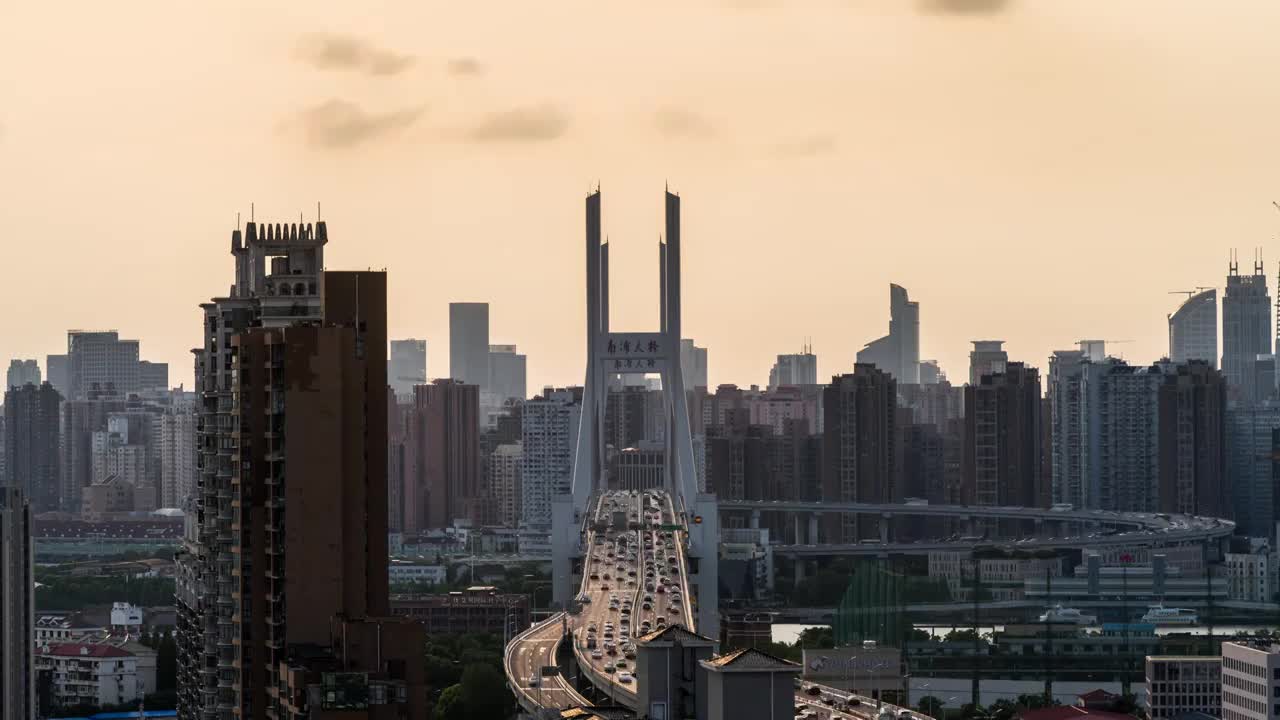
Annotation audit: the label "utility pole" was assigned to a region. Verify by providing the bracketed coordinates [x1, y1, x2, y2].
[971, 556, 981, 709]
[1044, 568, 1053, 704]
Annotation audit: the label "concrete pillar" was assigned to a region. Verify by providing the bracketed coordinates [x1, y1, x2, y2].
[880, 515, 890, 544]
[807, 514, 819, 545]
[794, 514, 804, 545]
[750, 510, 760, 530]
[794, 559, 806, 588]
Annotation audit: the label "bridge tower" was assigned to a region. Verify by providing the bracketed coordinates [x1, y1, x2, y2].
[551, 188, 719, 639]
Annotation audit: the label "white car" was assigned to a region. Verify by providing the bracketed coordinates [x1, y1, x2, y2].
[591, 649, 604, 659]
[617, 672, 634, 684]
[528, 675, 541, 687]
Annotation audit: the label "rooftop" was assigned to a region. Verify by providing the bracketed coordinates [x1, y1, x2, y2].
[701, 646, 801, 672]
[41, 642, 132, 658]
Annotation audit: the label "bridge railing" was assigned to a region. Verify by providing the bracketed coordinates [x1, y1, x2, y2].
[504, 611, 590, 713]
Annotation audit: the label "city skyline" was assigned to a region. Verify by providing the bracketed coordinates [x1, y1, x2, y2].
[6, 2, 1280, 393]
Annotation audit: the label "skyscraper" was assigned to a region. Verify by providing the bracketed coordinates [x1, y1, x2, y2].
[822, 365, 896, 542]
[856, 284, 920, 383]
[0, 487, 34, 720]
[521, 388, 580, 527]
[389, 338, 427, 401]
[158, 397, 197, 510]
[449, 302, 489, 389]
[1049, 349, 1088, 507]
[680, 338, 709, 390]
[59, 389, 127, 513]
[66, 330, 141, 401]
[968, 340, 1008, 386]
[488, 344, 528, 402]
[1084, 361, 1164, 513]
[176, 224, 426, 718]
[489, 441, 523, 528]
[1168, 289, 1217, 368]
[963, 362, 1045, 508]
[403, 379, 481, 530]
[44, 355, 68, 399]
[1159, 361, 1227, 520]
[1222, 258, 1271, 403]
[5, 359, 39, 390]
[768, 346, 818, 389]
[3, 382, 61, 513]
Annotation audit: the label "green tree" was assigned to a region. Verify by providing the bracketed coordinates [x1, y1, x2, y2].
[433, 684, 465, 720]
[918, 696, 945, 718]
[459, 663, 511, 719]
[794, 626, 834, 648]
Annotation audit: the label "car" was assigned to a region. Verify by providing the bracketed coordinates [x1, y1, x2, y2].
[616, 659, 628, 668]
[601, 584, 609, 591]
[604, 662, 615, 673]
[624, 648, 636, 659]
[589, 573, 599, 580]
[617, 672, 634, 684]
[806, 686, 822, 697]
[603, 573, 611, 580]
[657, 585, 666, 594]
[641, 602, 652, 611]
[529, 675, 541, 687]
[591, 649, 603, 659]
[607, 646, 617, 656]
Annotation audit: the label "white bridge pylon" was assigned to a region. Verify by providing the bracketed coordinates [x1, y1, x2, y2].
[570, 189, 700, 511]
[552, 188, 719, 639]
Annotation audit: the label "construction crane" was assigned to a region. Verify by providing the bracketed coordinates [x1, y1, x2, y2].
[1168, 287, 1215, 300]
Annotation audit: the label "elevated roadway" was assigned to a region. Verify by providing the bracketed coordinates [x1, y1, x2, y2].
[504, 612, 591, 715]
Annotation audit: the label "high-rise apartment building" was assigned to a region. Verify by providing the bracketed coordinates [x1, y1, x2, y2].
[1049, 349, 1087, 507]
[488, 344, 527, 402]
[489, 441, 523, 528]
[1158, 361, 1227, 520]
[403, 380, 481, 530]
[177, 220, 426, 719]
[680, 338, 709, 390]
[1168, 289, 1217, 368]
[5, 359, 40, 389]
[857, 284, 920, 384]
[768, 347, 817, 389]
[963, 362, 1045, 508]
[66, 331, 141, 401]
[1222, 259, 1272, 403]
[1085, 361, 1164, 513]
[968, 340, 1007, 386]
[521, 388, 580, 527]
[822, 365, 896, 542]
[449, 302, 489, 389]
[4, 382, 61, 513]
[60, 389, 127, 513]
[1144, 655, 1220, 720]
[389, 338, 427, 401]
[0, 487, 34, 720]
[158, 398, 197, 509]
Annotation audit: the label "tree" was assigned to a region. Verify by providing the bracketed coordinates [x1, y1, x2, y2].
[918, 695, 946, 718]
[433, 684, 465, 720]
[459, 663, 511, 719]
[794, 626, 834, 649]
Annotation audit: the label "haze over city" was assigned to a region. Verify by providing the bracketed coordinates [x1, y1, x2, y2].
[6, 1, 1280, 391]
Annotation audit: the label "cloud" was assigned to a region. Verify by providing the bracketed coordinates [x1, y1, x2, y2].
[447, 57, 484, 76]
[654, 107, 716, 140]
[776, 134, 838, 157]
[917, 0, 1011, 15]
[294, 100, 424, 149]
[295, 33, 414, 76]
[464, 105, 569, 143]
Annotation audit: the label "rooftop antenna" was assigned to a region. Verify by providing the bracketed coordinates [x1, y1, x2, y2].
[251, 202, 255, 223]
[317, 201, 321, 222]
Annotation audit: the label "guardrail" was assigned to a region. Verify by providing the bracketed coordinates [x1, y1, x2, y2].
[798, 680, 928, 720]
[504, 611, 590, 714]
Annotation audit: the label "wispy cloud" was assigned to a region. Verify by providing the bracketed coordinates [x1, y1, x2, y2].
[654, 107, 716, 140]
[917, 0, 1011, 15]
[294, 100, 424, 149]
[776, 134, 838, 157]
[464, 104, 569, 143]
[295, 33, 414, 76]
[447, 57, 484, 76]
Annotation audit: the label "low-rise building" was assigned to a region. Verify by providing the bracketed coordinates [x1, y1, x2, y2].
[1144, 655, 1221, 720]
[37, 642, 147, 709]
[387, 562, 447, 587]
[1226, 550, 1273, 603]
[34, 615, 106, 645]
[390, 586, 530, 636]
